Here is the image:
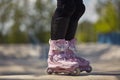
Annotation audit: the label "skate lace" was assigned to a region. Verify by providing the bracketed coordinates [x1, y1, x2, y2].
[50, 44, 67, 62]
[53, 45, 64, 51]
[53, 41, 67, 51]
[68, 46, 77, 54]
[53, 52, 67, 62]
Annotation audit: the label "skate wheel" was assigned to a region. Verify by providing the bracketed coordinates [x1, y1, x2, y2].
[47, 68, 53, 75]
[72, 68, 80, 76]
[86, 66, 92, 73]
[54, 72, 59, 75]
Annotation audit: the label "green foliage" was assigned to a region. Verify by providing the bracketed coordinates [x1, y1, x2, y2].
[0, 0, 54, 44]
[0, 0, 119, 44]
[36, 31, 50, 43]
[76, 21, 97, 43]
[76, 1, 119, 43]
[114, 0, 120, 31]
[0, 33, 3, 43]
[6, 24, 29, 44]
[95, 1, 118, 33]
[0, 0, 13, 23]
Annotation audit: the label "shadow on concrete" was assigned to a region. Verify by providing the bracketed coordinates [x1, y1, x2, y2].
[53, 71, 120, 77]
[77, 46, 111, 62]
[80, 71, 120, 76]
[0, 72, 36, 75]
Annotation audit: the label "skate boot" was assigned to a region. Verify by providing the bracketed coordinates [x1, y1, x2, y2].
[66, 39, 92, 73]
[47, 39, 80, 75]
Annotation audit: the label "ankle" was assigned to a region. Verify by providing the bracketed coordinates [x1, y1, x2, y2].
[48, 39, 67, 55]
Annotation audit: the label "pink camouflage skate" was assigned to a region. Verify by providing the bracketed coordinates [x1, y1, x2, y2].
[47, 39, 80, 75]
[66, 39, 92, 73]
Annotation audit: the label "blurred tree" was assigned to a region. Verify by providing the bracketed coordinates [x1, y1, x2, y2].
[0, 0, 13, 43]
[114, 0, 120, 31]
[0, 0, 55, 43]
[5, 0, 29, 43]
[76, 0, 119, 43]
[76, 21, 96, 43]
[95, 1, 118, 33]
[33, 0, 55, 43]
[7, 24, 29, 43]
[0, 33, 3, 43]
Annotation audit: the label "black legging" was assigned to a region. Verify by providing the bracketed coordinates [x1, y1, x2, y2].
[51, 0, 85, 40]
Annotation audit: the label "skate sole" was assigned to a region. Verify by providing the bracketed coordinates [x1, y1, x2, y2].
[46, 67, 81, 76]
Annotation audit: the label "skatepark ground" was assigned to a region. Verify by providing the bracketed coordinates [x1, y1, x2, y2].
[0, 44, 120, 80]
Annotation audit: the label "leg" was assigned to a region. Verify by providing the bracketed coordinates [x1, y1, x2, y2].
[65, 0, 85, 40]
[47, 0, 80, 75]
[64, 0, 92, 73]
[51, 0, 76, 40]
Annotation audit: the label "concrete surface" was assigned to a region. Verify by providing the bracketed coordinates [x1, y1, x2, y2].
[0, 44, 120, 80]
